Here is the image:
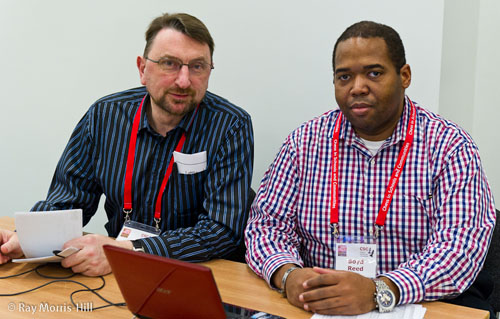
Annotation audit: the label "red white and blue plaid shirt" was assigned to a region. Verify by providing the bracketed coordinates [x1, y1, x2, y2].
[245, 97, 496, 305]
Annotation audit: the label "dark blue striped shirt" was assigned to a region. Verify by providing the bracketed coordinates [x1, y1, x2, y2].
[32, 86, 254, 261]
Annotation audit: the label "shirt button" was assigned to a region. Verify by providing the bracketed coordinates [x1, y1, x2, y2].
[369, 194, 374, 199]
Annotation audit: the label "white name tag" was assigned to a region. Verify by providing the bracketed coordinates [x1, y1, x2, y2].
[116, 221, 161, 241]
[334, 236, 377, 278]
[173, 151, 207, 175]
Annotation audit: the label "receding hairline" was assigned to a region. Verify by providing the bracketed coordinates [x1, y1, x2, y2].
[143, 12, 215, 61]
[146, 27, 212, 58]
[333, 37, 391, 72]
[332, 21, 406, 73]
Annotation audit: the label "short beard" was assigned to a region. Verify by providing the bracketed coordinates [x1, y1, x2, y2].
[151, 89, 198, 117]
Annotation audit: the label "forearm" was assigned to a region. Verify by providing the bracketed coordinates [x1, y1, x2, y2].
[245, 197, 304, 286]
[245, 199, 304, 287]
[383, 213, 494, 304]
[245, 138, 304, 285]
[137, 221, 238, 261]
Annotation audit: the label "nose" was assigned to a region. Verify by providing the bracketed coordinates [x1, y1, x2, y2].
[350, 76, 369, 96]
[174, 65, 191, 89]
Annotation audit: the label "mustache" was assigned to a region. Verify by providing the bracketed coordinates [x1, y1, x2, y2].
[168, 88, 195, 95]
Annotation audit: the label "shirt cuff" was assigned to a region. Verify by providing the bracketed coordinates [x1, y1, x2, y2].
[262, 253, 303, 290]
[382, 267, 426, 305]
[137, 236, 171, 258]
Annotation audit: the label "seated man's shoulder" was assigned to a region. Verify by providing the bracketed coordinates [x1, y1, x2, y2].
[93, 86, 147, 109]
[82, 87, 147, 124]
[290, 109, 339, 140]
[203, 91, 251, 122]
[416, 104, 477, 151]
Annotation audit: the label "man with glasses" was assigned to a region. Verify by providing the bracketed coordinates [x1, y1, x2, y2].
[0, 13, 254, 276]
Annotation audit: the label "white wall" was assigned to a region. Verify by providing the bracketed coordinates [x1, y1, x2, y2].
[0, 0, 444, 234]
[473, 0, 500, 205]
[440, 0, 500, 205]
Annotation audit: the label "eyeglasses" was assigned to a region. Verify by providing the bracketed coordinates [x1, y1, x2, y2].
[145, 56, 214, 76]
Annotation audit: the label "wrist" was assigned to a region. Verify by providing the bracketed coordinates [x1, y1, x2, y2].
[271, 264, 300, 295]
[379, 277, 400, 304]
[131, 240, 145, 252]
[373, 277, 399, 312]
[114, 239, 134, 251]
[279, 266, 300, 297]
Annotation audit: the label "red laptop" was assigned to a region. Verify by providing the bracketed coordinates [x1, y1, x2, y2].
[103, 245, 283, 319]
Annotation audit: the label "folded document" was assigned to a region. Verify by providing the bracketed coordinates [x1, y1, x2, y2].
[13, 209, 82, 262]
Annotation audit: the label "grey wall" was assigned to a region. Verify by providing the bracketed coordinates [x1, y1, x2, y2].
[440, 0, 500, 206]
[0, 0, 454, 234]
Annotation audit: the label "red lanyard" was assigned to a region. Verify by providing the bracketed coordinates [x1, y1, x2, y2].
[330, 100, 416, 238]
[123, 95, 199, 228]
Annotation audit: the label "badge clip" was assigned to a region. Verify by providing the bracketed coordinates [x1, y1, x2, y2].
[123, 208, 132, 222]
[372, 224, 384, 239]
[330, 223, 339, 238]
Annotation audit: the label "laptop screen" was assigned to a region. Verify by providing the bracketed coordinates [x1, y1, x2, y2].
[104, 245, 284, 319]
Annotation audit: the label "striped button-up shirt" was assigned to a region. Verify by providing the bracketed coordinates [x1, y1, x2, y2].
[245, 97, 495, 304]
[33, 86, 254, 261]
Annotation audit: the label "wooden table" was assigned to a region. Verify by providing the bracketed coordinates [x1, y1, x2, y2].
[0, 217, 490, 318]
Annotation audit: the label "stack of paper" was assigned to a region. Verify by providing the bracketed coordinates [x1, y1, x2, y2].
[311, 304, 426, 319]
[12, 209, 82, 263]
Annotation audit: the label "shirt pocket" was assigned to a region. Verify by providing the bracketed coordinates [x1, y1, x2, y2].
[385, 189, 433, 256]
[174, 170, 206, 215]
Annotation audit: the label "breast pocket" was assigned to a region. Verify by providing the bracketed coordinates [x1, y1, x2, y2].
[170, 169, 206, 225]
[385, 188, 433, 256]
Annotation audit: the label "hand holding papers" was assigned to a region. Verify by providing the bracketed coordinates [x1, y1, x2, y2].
[12, 209, 82, 263]
[12, 247, 80, 263]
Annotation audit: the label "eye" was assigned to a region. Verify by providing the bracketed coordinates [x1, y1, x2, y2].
[336, 74, 350, 81]
[160, 58, 179, 69]
[190, 62, 205, 71]
[368, 71, 382, 78]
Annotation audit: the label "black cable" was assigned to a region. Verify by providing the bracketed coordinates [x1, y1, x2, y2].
[0, 263, 126, 310]
[35, 263, 76, 279]
[0, 264, 40, 279]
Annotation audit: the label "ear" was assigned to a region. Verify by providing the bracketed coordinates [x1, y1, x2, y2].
[399, 64, 411, 89]
[137, 56, 147, 85]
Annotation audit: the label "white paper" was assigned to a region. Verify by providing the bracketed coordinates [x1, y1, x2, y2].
[12, 247, 80, 263]
[173, 151, 207, 174]
[14, 209, 82, 258]
[311, 304, 427, 319]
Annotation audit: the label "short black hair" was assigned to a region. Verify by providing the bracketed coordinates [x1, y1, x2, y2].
[332, 21, 406, 73]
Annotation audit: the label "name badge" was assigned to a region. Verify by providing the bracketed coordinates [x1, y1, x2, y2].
[334, 236, 377, 278]
[173, 151, 207, 175]
[116, 220, 161, 241]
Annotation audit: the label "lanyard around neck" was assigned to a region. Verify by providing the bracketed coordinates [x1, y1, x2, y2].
[330, 99, 416, 238]
[123, 95, 199, 229]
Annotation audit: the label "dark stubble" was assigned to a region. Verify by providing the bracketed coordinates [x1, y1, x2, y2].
[150, 88, 198, 117]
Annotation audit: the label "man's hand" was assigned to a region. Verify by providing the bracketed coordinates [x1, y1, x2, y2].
[61, 234, 133, 276]
[299, 267, 377, 315]
[284, 267, 320, 308]
[0, 230, 23, 263]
